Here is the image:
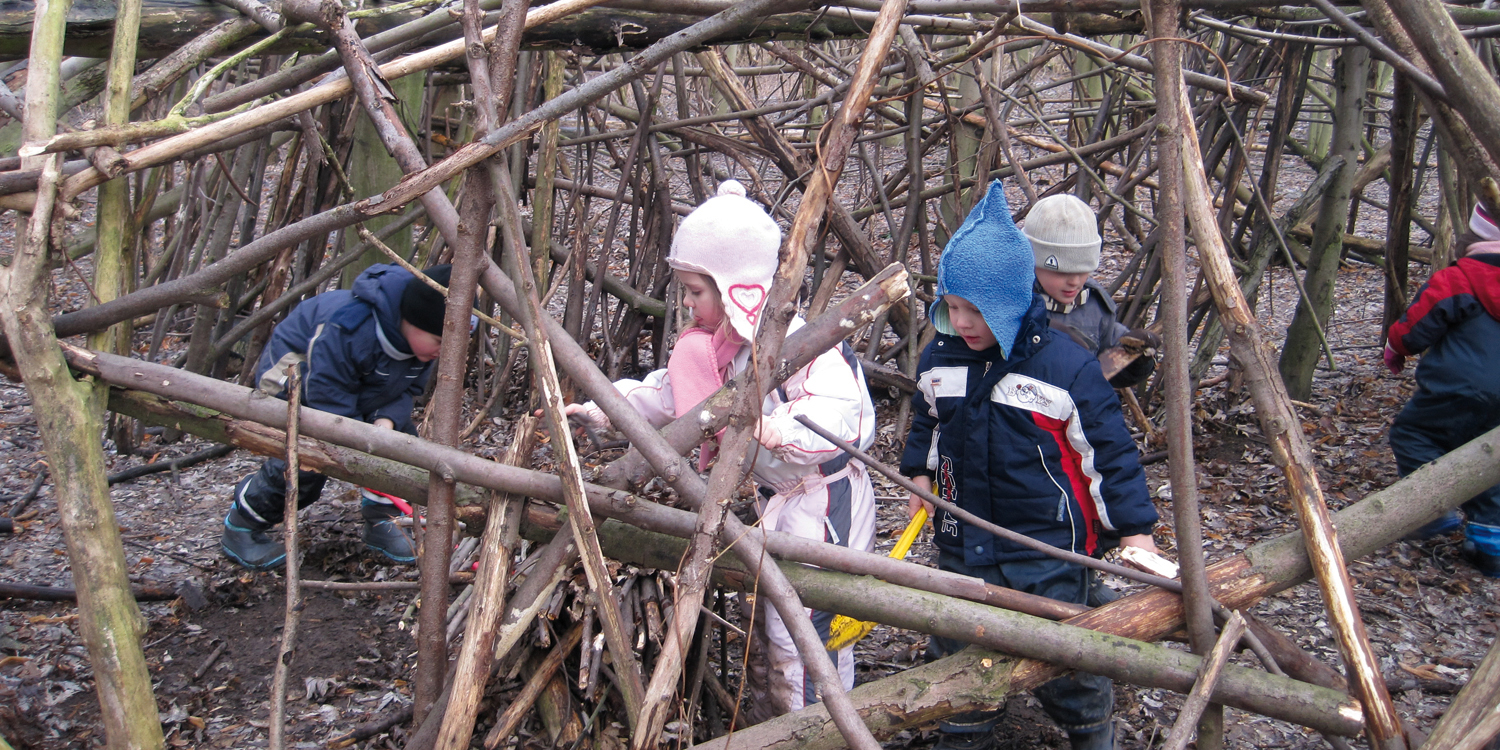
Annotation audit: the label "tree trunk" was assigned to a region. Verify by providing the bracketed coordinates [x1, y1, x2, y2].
[1278, 45, 1368, 401]
[1383, 74, 1418, 338]
[0, 1, 164, 745]
[340, 70, 424, 285]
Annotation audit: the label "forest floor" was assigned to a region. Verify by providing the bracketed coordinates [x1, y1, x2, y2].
[2, 255, 1498, 750]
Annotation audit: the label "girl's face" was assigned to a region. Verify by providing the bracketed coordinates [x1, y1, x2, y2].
[677, 271, 725, 329]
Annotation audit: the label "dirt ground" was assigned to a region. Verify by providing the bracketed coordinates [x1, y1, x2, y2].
[3, 256, 1498, 750]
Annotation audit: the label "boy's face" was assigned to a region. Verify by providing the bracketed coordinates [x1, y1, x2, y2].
[677, 270, 725, 330]
[1035, 268, 1091, 306]
[399, 319, 443, 363]
[944, 295, 998, 351]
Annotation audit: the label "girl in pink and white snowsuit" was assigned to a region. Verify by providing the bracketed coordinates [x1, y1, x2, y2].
[567, 181, 877, 722]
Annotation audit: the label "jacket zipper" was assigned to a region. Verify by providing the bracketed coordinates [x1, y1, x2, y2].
[1038, 445, 1069, 522]
[1038, 445, 1080, 553]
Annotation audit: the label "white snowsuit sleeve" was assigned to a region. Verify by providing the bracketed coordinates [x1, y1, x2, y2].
[760, 347, 873, 466]
[587, 368, 677, 430]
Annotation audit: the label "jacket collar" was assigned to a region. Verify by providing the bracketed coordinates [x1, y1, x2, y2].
[933, 295, 1051, 365]
[1039, 285, 1091, 314]
[374, 320, 415, 360]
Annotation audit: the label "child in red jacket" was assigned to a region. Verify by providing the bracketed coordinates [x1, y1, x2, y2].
[1386, 204, 1500, 576]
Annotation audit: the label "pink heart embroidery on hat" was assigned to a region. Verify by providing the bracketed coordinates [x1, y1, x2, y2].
[727, 284, 766, 324]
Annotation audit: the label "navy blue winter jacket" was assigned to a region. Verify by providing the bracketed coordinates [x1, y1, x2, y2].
[900, 296, 1158, 566]
[255, 264, 432, 434]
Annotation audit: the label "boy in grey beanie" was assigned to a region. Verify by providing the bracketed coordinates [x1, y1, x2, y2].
[1023, 194, 1159, 388]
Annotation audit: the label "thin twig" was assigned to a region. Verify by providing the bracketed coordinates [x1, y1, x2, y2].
[268, 365, 303, 750]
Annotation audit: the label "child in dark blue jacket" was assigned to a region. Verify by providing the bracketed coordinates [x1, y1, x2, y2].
[900, 182, 1159, 750]
[221, 263, 452, 570]
[1386, 204, 1500, 576]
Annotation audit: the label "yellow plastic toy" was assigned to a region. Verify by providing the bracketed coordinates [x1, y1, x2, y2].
[824, 506, 928, 651]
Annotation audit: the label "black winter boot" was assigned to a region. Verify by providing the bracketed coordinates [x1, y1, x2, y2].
[221, 503, 286, 570]
[362, 500, 415, 563]
[1068, 724, 1114, 750]
[933, 710, 999, 750]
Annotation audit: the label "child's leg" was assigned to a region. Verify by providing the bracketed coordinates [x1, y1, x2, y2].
[232, 456, 329, 525]
[750, 471, 875, 716]
[222, 457, 329, 569]
[1391, 397, 1467, 537]
[926, 552, 1006, 748]
[1394, 395, 1500, 557]
[1450, 401, 1500, 565]
[997, 559, 1114, 743]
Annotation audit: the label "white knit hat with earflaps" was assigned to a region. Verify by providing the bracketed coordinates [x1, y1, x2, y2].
[668, 180, 782, 341]
[1022, 193, 1102, 273]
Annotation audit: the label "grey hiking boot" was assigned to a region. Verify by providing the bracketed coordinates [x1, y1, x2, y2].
[221, 502, 286, 570]
[361, 500, 415, 563]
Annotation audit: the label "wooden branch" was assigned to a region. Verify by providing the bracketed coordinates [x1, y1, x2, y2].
[365, 0, 815, 216]
[492, 168, 647, 726]
[56, 0, 615, 200]
[1012, 14, 1267, 104]
[1386, 0, 1500, 182]
[1160, 612, 1248, 750]
[434, 417, 534, 750]
[268, 366, 303, 750]
[1358, 0, 1500, 205]
[1418, 630, 1500, 750]
[1174, 79, 1409, 750]
[2, 11, 164, 741]
[105, 387, 1085, 627]
[105, 443, 233, 484]
[0, 581, 181, 602]
[1153, 1, 1225, 744]
[694, 47, 905, 333]
[481, 624, 586, 749]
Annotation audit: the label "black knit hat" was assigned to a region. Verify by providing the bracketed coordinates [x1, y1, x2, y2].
[400, 264, 452, 336]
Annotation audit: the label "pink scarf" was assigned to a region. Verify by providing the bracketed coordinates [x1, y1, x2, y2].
[668, 326, 744, 471]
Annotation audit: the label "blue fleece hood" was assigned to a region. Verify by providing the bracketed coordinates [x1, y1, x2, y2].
[930, 180, 1036, 358]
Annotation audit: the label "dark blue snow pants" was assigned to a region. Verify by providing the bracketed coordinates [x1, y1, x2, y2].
[1390, 391, 1500, 555]
[927, 552, 1114, 737]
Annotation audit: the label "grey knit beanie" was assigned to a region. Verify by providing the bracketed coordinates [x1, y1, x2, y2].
[1022, 194, 1102, 273]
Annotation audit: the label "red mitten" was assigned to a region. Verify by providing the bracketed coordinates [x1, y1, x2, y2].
[1383, 344, 1405, 375]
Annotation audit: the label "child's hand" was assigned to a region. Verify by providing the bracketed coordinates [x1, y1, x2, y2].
[1119, 533, 1158, 556]
[753, 419, 784, 450]
[373, 418, 396, 430]
[538, 403, 611, 431]
[1383, 344, 1405, 375]
[908, 476, 935, 521]
[1123, 328, 1162, 353]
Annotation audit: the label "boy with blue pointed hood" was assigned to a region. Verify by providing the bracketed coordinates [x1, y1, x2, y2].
[900, 181, 1160, 750]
